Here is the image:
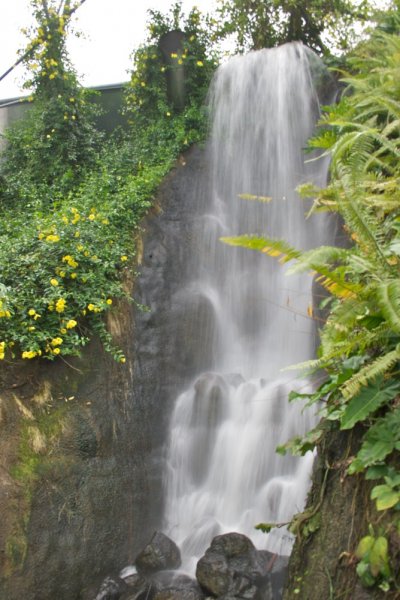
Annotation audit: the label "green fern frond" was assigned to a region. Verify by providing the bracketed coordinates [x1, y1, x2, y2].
[237, 193, 272, 203]
[220, 235, 301, 264]
[341, 347, 400, 400]
[287, 246, 350, 275]
[376, 280, 400, 334]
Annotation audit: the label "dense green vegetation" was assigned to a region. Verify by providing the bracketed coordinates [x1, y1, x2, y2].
[216, 0, 376, 55]
[223, 6, 400, 593]
[0, 0, 217, 363]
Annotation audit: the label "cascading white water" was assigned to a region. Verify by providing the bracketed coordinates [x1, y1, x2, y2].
[163, 43, 333, 573]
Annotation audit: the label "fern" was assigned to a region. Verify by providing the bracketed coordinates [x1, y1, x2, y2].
[376, 280, 400, 335]
[340, 348, 400, 400]
[220, 235, 301, 263]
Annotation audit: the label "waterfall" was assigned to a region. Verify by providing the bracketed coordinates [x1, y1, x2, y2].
[163, 43, 333, 573]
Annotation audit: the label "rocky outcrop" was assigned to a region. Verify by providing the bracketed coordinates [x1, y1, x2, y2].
[94, 532, 288, 600]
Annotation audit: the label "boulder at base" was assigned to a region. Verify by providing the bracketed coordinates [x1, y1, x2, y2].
[135, 532, 181, 574]
[196, 533, 288, 599]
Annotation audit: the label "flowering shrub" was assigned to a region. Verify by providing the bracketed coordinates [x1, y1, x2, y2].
[0, 0, 217, 363]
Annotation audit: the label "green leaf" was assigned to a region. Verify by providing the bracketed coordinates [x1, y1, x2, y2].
[365, 465, 389, 480]
[369, 536, 390, 578]
[356, 560, 376, 587]
[355, 535, 375, 559]
[371, 484, 400, 510]
[340, 379, 400, 430]
[255, 522, 275, 533]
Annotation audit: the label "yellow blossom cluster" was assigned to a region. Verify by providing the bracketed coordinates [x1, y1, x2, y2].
[62, 255, 78, 268]
[55, 298, 66, 313]
[28, 308, 41, 320]
[87, 303, 101, 313]
[0, 300, 11, 319]
[22, 350, 40, 359]
[46, 234, 60, 243]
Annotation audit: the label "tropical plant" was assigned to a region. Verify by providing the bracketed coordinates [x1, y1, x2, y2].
[222, 17, 400, 592]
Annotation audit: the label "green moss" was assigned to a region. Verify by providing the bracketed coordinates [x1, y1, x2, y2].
[5, 534, 28, 573]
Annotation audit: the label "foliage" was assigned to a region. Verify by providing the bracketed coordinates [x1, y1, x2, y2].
[215, 0, 378, 55]
[124, 2, 218, 134]
[355, 525, 396, 590]
[222, 15, 400, 592]
[0, 1, 216, 363]
[1, 1, 102, 195]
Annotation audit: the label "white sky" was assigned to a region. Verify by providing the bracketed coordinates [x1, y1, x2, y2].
[0, 0, 219, 101]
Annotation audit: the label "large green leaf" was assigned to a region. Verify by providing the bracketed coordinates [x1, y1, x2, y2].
[340, 379, 400, 430]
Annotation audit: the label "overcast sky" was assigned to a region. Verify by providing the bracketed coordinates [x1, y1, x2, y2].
[0, 0, 219, 101]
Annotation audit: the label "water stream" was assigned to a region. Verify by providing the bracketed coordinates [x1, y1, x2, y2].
[163, 43, 334, 573]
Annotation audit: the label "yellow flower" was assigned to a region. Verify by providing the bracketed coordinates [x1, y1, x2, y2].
[87, 303, 95, 311]
[28, 309, 36, 316]
[102, 219, 109, 225]
[75, 231, 80, 238]
[120, 356, 126, 363]
[28, 326, 36, 332]
[46, 234, 60, 242]
[22, 350, 37, 359]
[60, 328, 67, 334]
[196, 60, 204, 67]
[170, 52, 178, 58]
[66, 319, 77, 329]
[70, 273, 77, 279]
[50, 278, 59, 286]
[77, 244, 84, 251]
[55, 298, 66, 313]
[53, 347, 61, 355]
[38, 232, 44, 239]
[33, 313, 41, 320]
[106, 299, 112, 305]
[51, 337, 63, 346]
[121, 255, 128, 262]
[62, 216, 69, 224]
[88, 213, 95, 221]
